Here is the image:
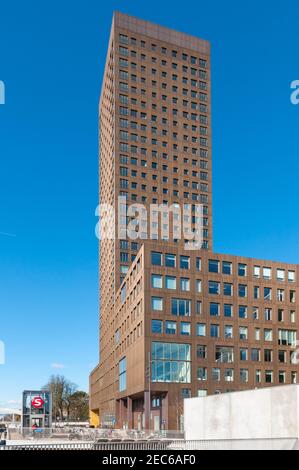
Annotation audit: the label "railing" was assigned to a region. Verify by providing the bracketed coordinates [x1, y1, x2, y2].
[93, 440, 174, 451]
[1, 438, 298, 451]
[1, 443, 93, 451]
[171, 438, 298, 451]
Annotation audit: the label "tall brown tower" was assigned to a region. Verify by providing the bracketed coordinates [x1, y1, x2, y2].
[89, 12, 299, 430]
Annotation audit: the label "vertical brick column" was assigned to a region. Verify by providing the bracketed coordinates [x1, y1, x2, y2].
[162, 393, 169, 431]
[127, 397, 133, 429]
[144, 391, 150, 430]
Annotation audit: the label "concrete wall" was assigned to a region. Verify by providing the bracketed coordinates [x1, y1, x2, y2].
[184, 385, 299, 440]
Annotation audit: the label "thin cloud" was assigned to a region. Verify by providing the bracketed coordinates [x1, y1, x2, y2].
[0, 400, 21, 405]
[6, 399, 21, 405]
[51, 362, 65, 369]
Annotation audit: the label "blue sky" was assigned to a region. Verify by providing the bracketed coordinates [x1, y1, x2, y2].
[0, 0, 299, 408]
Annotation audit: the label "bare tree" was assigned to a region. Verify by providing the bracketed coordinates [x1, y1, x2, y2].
[42, 375, 77, 422]
[63, 381, 78, 420]
[68, 391, 89, 421]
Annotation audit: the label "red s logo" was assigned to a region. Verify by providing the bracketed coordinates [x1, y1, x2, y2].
[31, 397, 44, 409]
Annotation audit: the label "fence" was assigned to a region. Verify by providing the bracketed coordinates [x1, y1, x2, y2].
[1, 438, 299, 451]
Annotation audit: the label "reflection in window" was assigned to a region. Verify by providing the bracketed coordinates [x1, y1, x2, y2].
[151, 342, 191, 383]
[119, 357, 127, 391]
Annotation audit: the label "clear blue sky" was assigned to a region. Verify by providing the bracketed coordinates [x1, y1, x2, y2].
[0, 0, 299, 408]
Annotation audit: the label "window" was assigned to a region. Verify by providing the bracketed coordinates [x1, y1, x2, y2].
[119, 34, 129, 44]
[263, 267, 271, 279]
[196, 300, 202, 315]
[264, 349, 273, 362]
[210, 303, 220, 317]
[120, 252, 129, 262]
[171, 298, 191, 316]
[197, 367, 207, 381]
[277, 269, 285, 282]
[212, 368, 220, 381]
[215, 346, 234, 363]
[238, 284, 247, 297]
[277, 289, 285, 302]
[197, 345, 207, 359]
[165, 276, 176, 290]
[198, 389, 208, 397]
[165, 253, 176, 267]
[197, 323, 206, 336]
[165, 321, 176, 335]
[264, 308, 272, 321]
[265, 370, 273, 383]
[152, 297, 163, 311]
[181, 322, 191, 336]
[152, 274, 162, 289]
[239, 306, 247, 319]
[151, 397, 161, 408]
[255, 370, 261, 383]
[180, 256, 190, 269]
[115, 329, 120, 345]
[225, 369, 234, 382]
[255, 328, 261, 341]
[238, 263, 247, 277]
[199, 59, 207, 68]
[119, 357, 127, 391]
[240, 348, 248, 361]
[292, 372, 297, 384]
[252, 307, 259, 320]
[209, 259, 219, 273]
[288, 271, 295, 283]
[224, 325, 233, 339]
[223, 283, 233, 296]
[224, 304, 233, 318]
[196, 257, 201, 271]
[182, 388, 191, 399]
[239, 327, 248, 340]
[222, 261, 232, 275]
[120, 240, 129, 250]
[210, 324, 220, 338]
[279, 371, 286, 384]
[151, 252, 162, 266]
[253, 266, 260, 278]
[121, 284, 126, 303]
[278, 329, 296, 347]
[264, 329, 273, 341]
[180, 278, 190, 291]
[278, 350, 286, 363]
[196, 280, 202, 293]
[251, 348, 260, 361]
[209, 281, 220, 295]
[240, 369, 248, 383]
[264, 287, 272, 301]
[152, 320, 163, 334]
[151, 342, 191, 383]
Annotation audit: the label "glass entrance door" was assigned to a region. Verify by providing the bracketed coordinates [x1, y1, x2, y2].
[31, 417, 44, 429]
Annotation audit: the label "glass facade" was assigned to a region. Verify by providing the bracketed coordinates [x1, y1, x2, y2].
[151, 342, 191, 383]
[22, 390, 52, 429]
[171, 298, 191, 316]
[119, 357, 127, 391]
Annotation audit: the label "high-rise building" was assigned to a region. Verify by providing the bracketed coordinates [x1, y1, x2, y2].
[89, 12, 299, 431]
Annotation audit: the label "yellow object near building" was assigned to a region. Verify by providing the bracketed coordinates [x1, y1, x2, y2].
[89, 409, 100, 427]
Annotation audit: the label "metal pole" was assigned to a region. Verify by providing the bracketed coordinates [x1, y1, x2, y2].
[148, 351, 151, 432]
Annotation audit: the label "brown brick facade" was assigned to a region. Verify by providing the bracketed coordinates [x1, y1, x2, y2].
[89, 12, 299, 431]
